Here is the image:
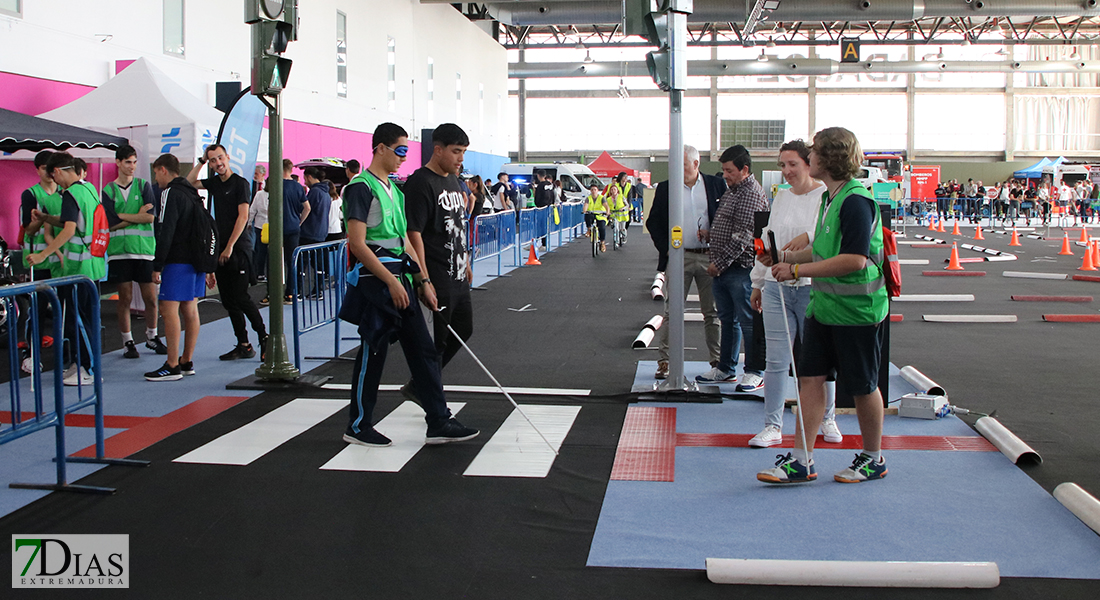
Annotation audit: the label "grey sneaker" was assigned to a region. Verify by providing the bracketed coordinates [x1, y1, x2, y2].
[695, 367, 735, 384]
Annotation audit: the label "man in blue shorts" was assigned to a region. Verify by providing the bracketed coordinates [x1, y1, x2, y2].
[145, 153, 210, 382]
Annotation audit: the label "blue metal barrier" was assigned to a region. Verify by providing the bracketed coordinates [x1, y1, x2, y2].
[2, 275, 146, 494]
[471, 210, 517, 278]
[290, 240, 349, 371]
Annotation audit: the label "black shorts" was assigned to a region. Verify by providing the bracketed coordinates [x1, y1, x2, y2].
[107, 259, 155, 284]
[798, 315, 884, 397]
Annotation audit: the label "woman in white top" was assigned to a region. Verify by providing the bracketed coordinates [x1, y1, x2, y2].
[747, 140, 840, 448]
[248, 171, 270, 281]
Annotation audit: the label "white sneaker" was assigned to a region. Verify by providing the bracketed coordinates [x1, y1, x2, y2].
[62, 363, 78, 380]
[820, 417, 843, 444]
[749, 425, 783, 448]
[695, 367, 735, 383]
[63, 366, 93, 387]
[737, 372, 764, 392]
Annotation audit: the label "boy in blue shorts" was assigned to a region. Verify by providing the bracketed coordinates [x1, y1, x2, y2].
[145, 153, 211, 382]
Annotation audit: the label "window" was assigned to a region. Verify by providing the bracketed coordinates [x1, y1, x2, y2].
[456, 73, 462, 121]
[427, 58, 434, 122]
[0, 0, 22, 18]
[387, 37, 396, 111]
[720, 119, 785, 150]
[336, 12, 347, 98]
[163, 0, 185, 57]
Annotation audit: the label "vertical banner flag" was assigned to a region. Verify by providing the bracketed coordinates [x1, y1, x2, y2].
[216, 90, 267, 184]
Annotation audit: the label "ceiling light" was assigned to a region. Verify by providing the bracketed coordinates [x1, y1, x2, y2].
[936, 46, 945, 60]
[757, 49, 769, 62]
[766, 38, 776, 48]
[1069, 46, 1081, 60]
[574, 43, 585, 50]
[583, 50, 594, 63]
[961, 36, 971, 47]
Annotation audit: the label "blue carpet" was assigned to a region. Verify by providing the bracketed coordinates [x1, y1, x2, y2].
[589, 404, 1100, 579]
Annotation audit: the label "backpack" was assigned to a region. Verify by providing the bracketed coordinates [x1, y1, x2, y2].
[189, 201, 220, 273]
[88, 204, 110, 258]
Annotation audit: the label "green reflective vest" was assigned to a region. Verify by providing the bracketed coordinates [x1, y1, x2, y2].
[104, 178, 156, 261]
[586, 193, 608, 221]
[349, 172, 406, 255]
[807, 179, 888, 326]
[23, 183, 63, 275]
[61, 183, 106, 281]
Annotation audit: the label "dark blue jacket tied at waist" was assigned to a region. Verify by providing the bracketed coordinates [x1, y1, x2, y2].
[338, 247, 422, 352]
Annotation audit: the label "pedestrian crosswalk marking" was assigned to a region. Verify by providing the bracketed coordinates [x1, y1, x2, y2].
[464, 405, 580, 478]
[319, 401, 466, 473]
[173, 398, 344, 466]
[321, 383, 590, 396]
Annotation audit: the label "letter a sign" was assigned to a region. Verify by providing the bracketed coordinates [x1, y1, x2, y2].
[841, 38, 860, 63]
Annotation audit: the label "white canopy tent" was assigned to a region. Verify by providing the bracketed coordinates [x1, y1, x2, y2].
[38, 57, 223, 162]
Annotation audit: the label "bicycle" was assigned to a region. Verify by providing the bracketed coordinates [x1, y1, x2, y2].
[584, 212, 607, 257]
[610, 209, 629, 250]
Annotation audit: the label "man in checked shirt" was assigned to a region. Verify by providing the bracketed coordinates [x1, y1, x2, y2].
[697, 145, 769, 387]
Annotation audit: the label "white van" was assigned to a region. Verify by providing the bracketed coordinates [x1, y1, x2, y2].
[855, 166, 887, 190]
[500, 163, 605, 203]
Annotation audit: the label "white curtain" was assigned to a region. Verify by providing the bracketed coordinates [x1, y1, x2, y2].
[1015, 95, 1100, 152]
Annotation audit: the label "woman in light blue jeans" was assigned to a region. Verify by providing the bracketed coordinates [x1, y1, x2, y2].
[749, 140, 840, 448]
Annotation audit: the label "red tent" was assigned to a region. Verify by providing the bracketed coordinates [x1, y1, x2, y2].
[588, 151, 637, 179]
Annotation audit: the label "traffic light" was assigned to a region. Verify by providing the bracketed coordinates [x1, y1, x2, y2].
[248, 1, 297, 96]
[645, 11, 683, 91]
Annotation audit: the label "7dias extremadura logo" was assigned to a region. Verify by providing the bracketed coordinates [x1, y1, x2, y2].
[12, 535, 129, 588]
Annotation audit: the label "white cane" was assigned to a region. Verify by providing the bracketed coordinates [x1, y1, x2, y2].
[770, 232, 810, 462]
[28, 265, 35, 394]
[436, 307, 559, 456]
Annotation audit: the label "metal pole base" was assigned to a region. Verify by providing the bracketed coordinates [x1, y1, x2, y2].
[10, 482, 116, 495]
[65, 457, 150, 468]
[654, 377, 698, 393]
[256, 333, 300, 381]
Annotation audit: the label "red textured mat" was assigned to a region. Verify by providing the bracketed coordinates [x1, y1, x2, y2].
[1043, 314, 1100, 322]
[610, 406, 676, 482]
[675, 432, 997, 452]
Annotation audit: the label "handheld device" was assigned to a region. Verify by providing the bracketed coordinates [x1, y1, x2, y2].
[767, 230, 780, 264]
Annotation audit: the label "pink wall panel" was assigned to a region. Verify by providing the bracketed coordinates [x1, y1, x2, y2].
[0, 163, 41, 248]
[0, 72, 94, 115]
[280, 119, 423, 178]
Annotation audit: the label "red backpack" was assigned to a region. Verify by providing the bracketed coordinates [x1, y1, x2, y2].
[880, 226, 902, 297]
[89, 203, 110, 258]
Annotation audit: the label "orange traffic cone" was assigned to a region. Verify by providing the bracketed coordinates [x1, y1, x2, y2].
[1059, 232, 1075, 256]
[1093, 238, 1099, 266]
[938, 219, 947, 233]
[1080, 227, 1090, 243]
[525, 243, 542, 266]
[951, 220, 961, 236]
[973, 225, 985, 241]
[1008, 227, 1021, 246]
[946, 242, 965, 271]
[929, 216, 937, 231]
[1079, 241, 1097, 271]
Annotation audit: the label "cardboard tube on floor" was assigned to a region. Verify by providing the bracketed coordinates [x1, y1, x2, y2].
[632, 327, 656, 349]
[644, 315, 664, 331]
[899, 366, 947, 396]
[705, 558, 1000, 588]
[974, 417, 1042, 465]
[651, 272, 665, 301]
[1053, 483, 1100, 535]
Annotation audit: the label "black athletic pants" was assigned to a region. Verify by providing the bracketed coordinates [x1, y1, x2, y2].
[747, 309, 767, 374]
[216, 255, 266, 346]
[61, 282, 95, 369]
[432, 283, 473, 369]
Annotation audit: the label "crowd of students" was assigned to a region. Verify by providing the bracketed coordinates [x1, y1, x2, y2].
[932, 176, 1100, 226]
[647, 129, 890, 485]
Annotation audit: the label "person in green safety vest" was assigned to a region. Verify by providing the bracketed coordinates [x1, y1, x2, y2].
[757, 126, 889, 486]
[584, 183, 609, 253]
[337, 122, 479, 448]
[26, 151, 107, 386]
[20, 150, 62, 280]
[102, 144, 166, 358]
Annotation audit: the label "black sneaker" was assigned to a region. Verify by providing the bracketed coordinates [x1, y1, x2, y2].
[426, 418, 479, 445]
[399, 381, 422, 408]
[180, 361, 195, 376]
[123, 340, 139, 359]
[219, 344, 255, 361]
[259, 296, 270, 306]
[283, 295, 294, 305]
[342, 427, 393, 447]
[145, 362, 182, 382]
[146, 337, 168, 355]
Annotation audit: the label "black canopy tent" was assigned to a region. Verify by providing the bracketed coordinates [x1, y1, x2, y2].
[0, 107, 127, 153]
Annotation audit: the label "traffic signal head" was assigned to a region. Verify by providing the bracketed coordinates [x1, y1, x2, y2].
[646, 51, 672, 92]
[251, 20, 293, 96]
[245, 0, 297, 41]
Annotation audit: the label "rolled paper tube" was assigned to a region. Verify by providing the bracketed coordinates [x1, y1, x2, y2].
[974, 417, 1042, 465]
[899, 365, 947, 396]
[705, 558, 1000, 588]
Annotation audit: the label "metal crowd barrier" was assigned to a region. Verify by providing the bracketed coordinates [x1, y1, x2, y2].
[290, 240, 348, 371]
[471, 210, 517, 278]
[1, 275, 146, 494]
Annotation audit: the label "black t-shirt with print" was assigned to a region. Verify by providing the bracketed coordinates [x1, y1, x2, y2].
[202, 173, 253, 259]
[404, 166, 469, 292]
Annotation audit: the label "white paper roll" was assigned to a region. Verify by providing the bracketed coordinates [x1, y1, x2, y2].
[899, 365, 946, 396]
[651, 272, 665, 300]
[644, 315, 664, 331]
[706, 558, 1000, 588]
[1053, 483, 1100, 535]
[632, 327, 656, 349]
[974, 417, 1042, 464]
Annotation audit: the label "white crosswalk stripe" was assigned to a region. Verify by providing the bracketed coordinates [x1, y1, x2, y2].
[172, 398, 581, 478]
[320, 402, 465, 473]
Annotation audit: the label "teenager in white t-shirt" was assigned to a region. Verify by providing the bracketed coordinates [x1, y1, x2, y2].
[747, 139, 840, 449]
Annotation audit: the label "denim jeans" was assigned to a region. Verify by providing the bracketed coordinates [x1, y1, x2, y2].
[761, 281, 835, 428]
[712, 265, 757, 374]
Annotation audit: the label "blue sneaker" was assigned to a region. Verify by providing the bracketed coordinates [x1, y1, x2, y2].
[834, 453, 888, 483]
[695, 367, 735, 383]
[757, 453, 816, 484]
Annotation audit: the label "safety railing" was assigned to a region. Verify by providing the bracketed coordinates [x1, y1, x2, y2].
[1, 275, 146, 494]
[471, 210, 517, 279]
[290, 240, 348, 371]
